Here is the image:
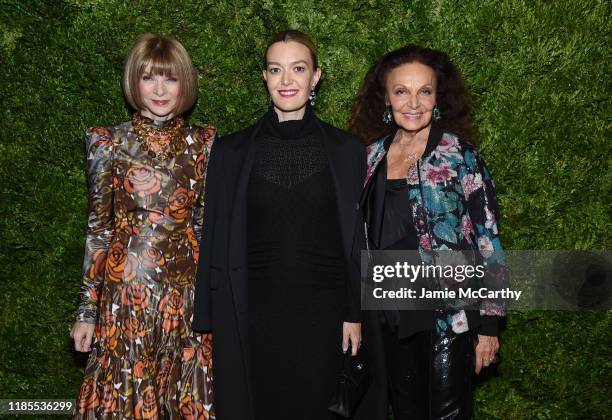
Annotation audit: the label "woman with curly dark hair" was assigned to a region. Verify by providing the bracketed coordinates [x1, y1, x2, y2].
[350, 46, 507, 419]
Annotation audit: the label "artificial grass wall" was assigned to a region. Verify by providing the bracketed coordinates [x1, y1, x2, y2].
[0, 1, 610, 418]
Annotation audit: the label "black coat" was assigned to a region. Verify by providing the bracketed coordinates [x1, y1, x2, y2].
[192, 114, 387, 420]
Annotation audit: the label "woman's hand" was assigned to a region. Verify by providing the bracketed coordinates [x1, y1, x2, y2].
[342, 322, 362, 356]
[474, 334, 499, 374]
[71, 322, 95, 352]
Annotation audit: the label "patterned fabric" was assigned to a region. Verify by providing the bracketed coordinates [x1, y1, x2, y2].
[74, 113, 216, 419]
[365, 132, 508, 332]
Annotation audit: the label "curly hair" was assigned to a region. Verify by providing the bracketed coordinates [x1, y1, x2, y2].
[349, 46, 476, 145]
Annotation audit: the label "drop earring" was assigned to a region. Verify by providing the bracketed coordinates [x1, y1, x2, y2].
[382, 105, 393, 124]
[432, 105, 441, 121]
[308, 86, 317, 106]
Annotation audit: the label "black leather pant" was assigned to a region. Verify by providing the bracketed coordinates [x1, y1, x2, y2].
[381, 323, 475, 420]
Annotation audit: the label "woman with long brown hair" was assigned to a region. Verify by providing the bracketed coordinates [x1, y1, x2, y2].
[350, 46, 507, 419]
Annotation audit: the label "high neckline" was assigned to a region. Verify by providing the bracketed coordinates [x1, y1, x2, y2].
[134, 112, 183, 129]
[261, 106, 317, 140]
[132, 112, 186, 160]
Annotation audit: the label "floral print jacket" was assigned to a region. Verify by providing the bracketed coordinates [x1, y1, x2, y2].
[363, 128, 507, 335]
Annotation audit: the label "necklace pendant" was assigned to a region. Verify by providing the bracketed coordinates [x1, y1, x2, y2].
[132, 112, 186, 162]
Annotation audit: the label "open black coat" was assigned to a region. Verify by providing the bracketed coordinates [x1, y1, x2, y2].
[192, 114, 387, 420]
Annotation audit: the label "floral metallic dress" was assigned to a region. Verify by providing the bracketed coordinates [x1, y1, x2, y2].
[75, 113, 215, 419]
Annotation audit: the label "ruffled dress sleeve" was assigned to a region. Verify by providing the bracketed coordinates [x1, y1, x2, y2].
[76, 126, 115, 323]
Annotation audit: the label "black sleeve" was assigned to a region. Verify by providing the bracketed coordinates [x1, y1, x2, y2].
[345, 142, 367, 323]
[478, 315, 499, 336]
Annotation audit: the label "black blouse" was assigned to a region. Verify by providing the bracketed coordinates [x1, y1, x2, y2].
[381, 178, 418, 251]
[378, 141, 437, 338]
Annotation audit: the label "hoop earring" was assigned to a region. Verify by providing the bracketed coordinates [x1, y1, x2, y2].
[382, 105, 393, 124]
[308, 86, 317, 106]
[432, 105, 441, 121]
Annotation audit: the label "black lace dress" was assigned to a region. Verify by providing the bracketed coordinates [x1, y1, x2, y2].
[246, 109, 346, 420]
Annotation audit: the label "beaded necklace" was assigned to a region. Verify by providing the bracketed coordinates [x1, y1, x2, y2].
[132, 112, 186, 160]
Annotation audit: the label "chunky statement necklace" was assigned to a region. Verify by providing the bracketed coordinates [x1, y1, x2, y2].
[132, 112, 186, 160]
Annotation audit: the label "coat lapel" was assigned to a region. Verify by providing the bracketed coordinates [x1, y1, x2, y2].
[360, 134, 393, 249]
[227, 118, 262, 395]
[362, 156, 386, 249]
[315, 119, 361, 260]
[228, 121, 259, 271]
[364, 137, 388, 186]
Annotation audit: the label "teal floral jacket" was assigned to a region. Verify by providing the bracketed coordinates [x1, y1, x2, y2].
[363, 128, 507, 335]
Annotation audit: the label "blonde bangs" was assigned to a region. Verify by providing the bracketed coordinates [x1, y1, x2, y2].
[139, 47, 180, 77]
[123, 34, 197, 115]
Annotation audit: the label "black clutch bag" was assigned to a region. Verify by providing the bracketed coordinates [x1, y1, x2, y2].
[328, 346, 372, 418]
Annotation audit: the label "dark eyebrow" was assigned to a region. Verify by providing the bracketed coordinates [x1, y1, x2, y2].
[391, 83, 434, 89]
[266, 60, 308, 66]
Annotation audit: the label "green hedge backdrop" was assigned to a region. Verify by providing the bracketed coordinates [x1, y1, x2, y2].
[0, 0, 610, 418]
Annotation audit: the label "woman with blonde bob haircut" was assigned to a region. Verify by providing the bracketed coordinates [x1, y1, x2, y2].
[123, 33, 198, 116]
[71, 33, 216, 419]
